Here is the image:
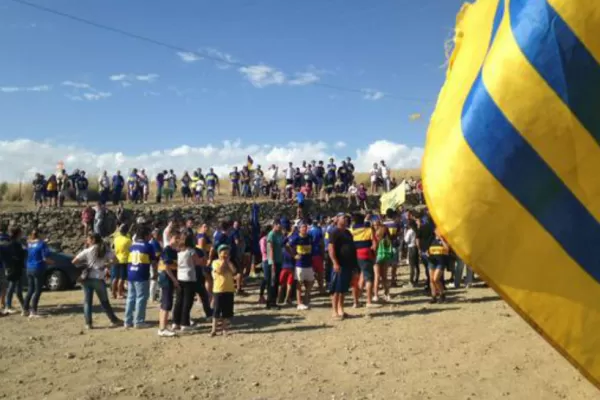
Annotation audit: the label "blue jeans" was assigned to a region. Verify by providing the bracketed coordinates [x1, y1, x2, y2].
[125, 280, 150, 326]
[82, 279, 119, 326]
[6, 279, 24, 309]
[454, 259, 474, 287]
[24, 269, 44, 313]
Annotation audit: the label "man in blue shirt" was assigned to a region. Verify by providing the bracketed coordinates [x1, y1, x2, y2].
[323, 215, 340, 287]
[125, 226, 156, 328]
[112, 170, 125, 205]
[309, 217, 325, 294]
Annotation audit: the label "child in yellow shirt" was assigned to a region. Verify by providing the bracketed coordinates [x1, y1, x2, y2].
[211, 244, 237, 336]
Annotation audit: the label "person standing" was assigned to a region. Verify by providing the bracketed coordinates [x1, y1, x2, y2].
[266, 221, 284, 308]
[309, 218, 326, 295]
[112, 170, 124, 205]
[3, 226, 26, 314]
[156, 170, 166, 203]
[72, 233, 122, 329]
[0, 222, 9, 311]
[349, 213, 378, 308]
[380, 161, 390, 192]
[172, 235, 201, 331]
[75, 171, 89, 206]
[111, 224, 131, 299]
[427, 228, 449, 303]
[149, 228, 163, 303]
[210, 244, 236, 336]
[205, 168, 219, 203]
[405, 220, 420, 287]
[374, 222, 392, 302]
[288, 222, 314, 311]
[98, 171, 111, 205]
[323, 216, 337, 288]
[124, 226, 156, 328]
[229, 167, 241, 197]
[157, 231, 179, 337]
[24, 229, 53, 317]
[197, 224, 214, 298]
[328, 214, 357, 319]
[57, 169, 70, 207]
[383, 209, 400, 288]
[181, 172, 192, 204]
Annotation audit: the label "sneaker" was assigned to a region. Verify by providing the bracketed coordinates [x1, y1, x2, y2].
[372, 296, 379, 302]
[180, 325, 197, 332]
[21, 310, 29, 317]
[352, 303, 361, 309]
[124, 323, 133, 329]
[85, 324, 93, 330]
[296, 304, 309, 311]
[448, 283, 456, 289]
[4, 308, 18, 315]
[171, 324, 181, 331]
[29, 312, 42, 319]
[158, 329, 177, 337]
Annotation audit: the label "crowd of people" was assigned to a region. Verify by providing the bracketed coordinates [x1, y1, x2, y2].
[29, 157, 423, 208]
[0, 205, 474, 336]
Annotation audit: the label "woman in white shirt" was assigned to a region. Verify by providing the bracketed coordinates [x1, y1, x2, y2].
[404, 220, 420, 287]
[172, 234, 203, 331]
[72, 233, 122, 329]
[369, 163, 380, 194]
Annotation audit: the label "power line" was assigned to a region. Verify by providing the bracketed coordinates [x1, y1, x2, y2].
[8, 0, 434, 104]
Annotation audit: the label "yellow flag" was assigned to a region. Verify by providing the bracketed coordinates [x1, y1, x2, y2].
[380, 180, 406, 214]
[423, 0, 600, 389]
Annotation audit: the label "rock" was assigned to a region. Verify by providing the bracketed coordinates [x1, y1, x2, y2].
[374, 371, 385, 376]
[113, 387, 126, 393]
[190, 375, 198, 381]
[252, 382, 260, 387]
[65, 352, 76, 359]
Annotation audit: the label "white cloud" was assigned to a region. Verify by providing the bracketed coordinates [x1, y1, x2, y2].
[121, 81, 132, 87]
[177, 51, 202, 63]
[62, 81, 91, 89]
[1, 85, 52, 93]
[288, 71, 320, 86]
[239, 64, 286, 88]
[334, 141, 347, 149]
[0, 138, 423, 182]
[362, 89, 385, 101]
[82, 92, 112, 101]
[109, 74, 127, 82]
[135, 74, 159, 82]
[144, 91, 160, 97]
[204, 48, 236, 69]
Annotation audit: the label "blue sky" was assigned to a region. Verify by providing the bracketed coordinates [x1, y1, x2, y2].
[0, 0, 463, 180]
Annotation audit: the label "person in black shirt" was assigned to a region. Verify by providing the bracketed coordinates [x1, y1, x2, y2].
[328, 214, 358, 320]
[416, 212, 434, 292]
[4, 226, 26, 314]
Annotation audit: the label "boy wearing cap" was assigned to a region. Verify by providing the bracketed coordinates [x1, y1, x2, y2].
[211, 244, 236, 336]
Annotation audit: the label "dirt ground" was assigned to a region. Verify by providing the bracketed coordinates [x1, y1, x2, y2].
[0, 275, 597, 400]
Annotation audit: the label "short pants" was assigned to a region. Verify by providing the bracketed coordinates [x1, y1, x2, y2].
[358, 259, 375, 283]
[213, 292, 234, 319]
[295, 267, 314, 282]
[312, 255, 324, 274]
[111, 264, 128, 280]
[160, 278, 174, 311]
[428, 262, 445, 270]
[329, 268, 351, 294]
[279, 269, 294, 286]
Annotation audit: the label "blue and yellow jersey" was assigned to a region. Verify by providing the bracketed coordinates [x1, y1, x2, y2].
[127, 241, 156, 281]
[428, 236, 449, 267]
[350, 223, 375, 261]
[308, 225, 324, 256]
[289, 233, 312, 268]
[206, 173, 218, 188]
[127, 174, 137, 188]
[158, 245, 178, 272]
[383, 219, 400, 246]
[149, 238, 162, 259]
[229, 171, 240, 183]
[197, 232, 212, 253]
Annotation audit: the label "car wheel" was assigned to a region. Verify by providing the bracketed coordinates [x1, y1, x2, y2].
[46, 270, 67, 291]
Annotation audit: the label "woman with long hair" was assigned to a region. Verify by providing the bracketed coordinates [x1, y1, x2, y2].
[374, 222, 392, 302]
[72, 233, 122, 329]
[173, 234, 202, 331]
[24, 229, 53, 318]
[157, 231, 180, 337]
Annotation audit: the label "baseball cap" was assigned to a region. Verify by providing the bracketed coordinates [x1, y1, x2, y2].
[218, 244, 230, 253]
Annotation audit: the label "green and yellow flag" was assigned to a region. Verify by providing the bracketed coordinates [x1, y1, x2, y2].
[423, 0, 600, 388]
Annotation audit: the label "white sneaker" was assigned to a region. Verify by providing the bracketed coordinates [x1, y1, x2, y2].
[4, 308, 17, 315]
[383, 294, 392, 302]
[180, 325, 197, 332]
[372, 296, 379, 302]
[158, 329, 177, 337]
[448, 283, 456, 289]
[296, 304, 309, 311]
[29, 313, 42, 319]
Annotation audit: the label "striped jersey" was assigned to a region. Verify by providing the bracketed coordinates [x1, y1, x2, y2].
[350, 223, 375, 260]
[127, 241, 157, 281]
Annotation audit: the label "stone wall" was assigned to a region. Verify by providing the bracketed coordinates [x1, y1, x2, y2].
[0, 194, 421, 255]
[0, 196, 383, 255]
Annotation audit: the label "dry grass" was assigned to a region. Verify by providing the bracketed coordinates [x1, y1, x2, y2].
[0, 169, 421, 206]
